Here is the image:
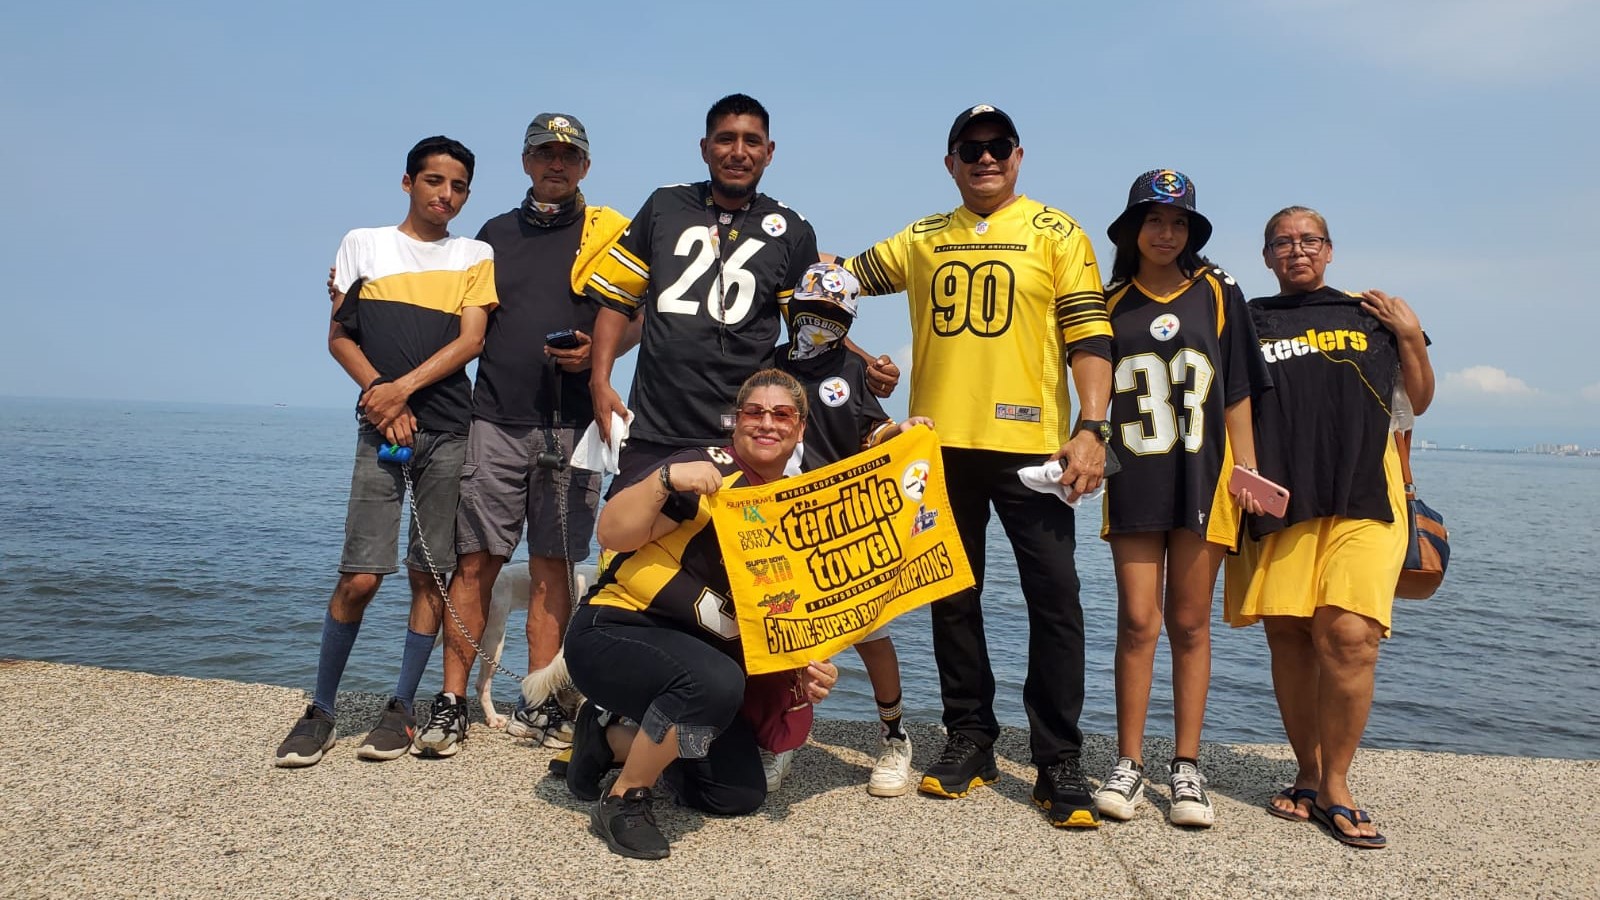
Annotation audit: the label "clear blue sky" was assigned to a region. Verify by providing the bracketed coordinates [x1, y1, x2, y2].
[4, 0, 1596, 440]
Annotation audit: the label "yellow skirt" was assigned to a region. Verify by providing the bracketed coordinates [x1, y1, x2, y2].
[1223, 438, 1407, 637]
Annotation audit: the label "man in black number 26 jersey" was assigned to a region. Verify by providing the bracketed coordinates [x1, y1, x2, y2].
[584, 93, 893, 490]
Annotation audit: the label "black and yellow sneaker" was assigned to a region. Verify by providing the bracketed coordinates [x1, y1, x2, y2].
[918, 731, 999, 798]
[1033, 755, 1101, 828]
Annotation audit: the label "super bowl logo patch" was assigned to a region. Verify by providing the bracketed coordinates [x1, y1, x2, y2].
[762, 213, 787, 237]
[759, 589, 800, 617]
[1150, 313, 1181, 341]
[819, 376, 850, 407]
[910, 504, 939, 536]
[994, 403, 1042, 423]
[901, 460, 930, 502]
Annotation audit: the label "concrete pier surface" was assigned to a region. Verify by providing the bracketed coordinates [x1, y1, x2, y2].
[1, 659, 1595, 899]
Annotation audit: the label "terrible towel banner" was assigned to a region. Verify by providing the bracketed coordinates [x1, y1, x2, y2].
[708, 426, 974, 675]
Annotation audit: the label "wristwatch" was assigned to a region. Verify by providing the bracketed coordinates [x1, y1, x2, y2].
[1077, 419, 1112, 444]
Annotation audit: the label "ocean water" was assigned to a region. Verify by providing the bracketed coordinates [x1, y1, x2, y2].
[1, 397, 1595, 759]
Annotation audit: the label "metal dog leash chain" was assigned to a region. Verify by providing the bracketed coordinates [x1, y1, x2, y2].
[399, 461, 526, 683]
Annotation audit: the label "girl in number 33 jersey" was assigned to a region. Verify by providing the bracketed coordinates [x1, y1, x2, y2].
[1093, 170, 1272, 828]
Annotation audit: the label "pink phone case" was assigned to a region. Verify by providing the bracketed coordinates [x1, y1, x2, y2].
[1229, 466, 1290, 518]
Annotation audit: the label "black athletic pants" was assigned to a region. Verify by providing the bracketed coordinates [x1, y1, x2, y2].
[933, 446, 1086, 766]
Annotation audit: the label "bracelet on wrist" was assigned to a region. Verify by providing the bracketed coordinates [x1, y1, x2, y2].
[658, 464, 673, 493]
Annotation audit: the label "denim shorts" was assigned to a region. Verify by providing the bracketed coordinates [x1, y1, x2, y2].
[338, 425, 465, 575]
[454, 419, 599, 561]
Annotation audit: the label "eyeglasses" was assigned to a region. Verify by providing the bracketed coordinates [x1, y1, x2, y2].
[528, 145, 585, 165]
[953, 138, 1017, 164]
[737, 403, 799, 427]
[1267, 236, 1329, 258]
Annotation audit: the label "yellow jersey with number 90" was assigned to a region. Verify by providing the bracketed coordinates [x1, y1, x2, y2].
[846, 196, 1110, 454]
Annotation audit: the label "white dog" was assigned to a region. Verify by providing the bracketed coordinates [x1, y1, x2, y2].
[469, 562, 594, 729]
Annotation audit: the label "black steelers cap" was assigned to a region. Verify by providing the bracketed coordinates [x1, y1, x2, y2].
[947, 104, 1020, 154]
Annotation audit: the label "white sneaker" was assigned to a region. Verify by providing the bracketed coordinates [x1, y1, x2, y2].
[867, 733, 913, 797]
[1168, 760, 1216, 828]
[761, 748, 795, 793]
[1093, 756, 1146, 820]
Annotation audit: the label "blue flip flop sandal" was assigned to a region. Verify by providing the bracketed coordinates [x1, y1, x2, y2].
[1265, 786, 1317, 821]
[1312, 803, 1387, 849]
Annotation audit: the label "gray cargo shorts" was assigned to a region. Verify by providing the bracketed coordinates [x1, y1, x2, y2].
[339, 425, 465, 575]
[454, 419, 600, 562]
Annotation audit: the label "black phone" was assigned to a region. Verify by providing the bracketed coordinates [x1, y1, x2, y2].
[1103, 445, 1123, 477]
[545, 329, 582, 350]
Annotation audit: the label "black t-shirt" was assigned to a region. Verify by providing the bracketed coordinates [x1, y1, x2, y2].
[585, 182, 820, 446]
[472, 209, 597, 428]
[776, 344, 888, 470]
[1248, 286, 1402, 537]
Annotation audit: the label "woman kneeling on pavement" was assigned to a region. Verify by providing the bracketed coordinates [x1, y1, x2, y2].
[1224, 206, 1434, 849]
[563, 368, 839, 860]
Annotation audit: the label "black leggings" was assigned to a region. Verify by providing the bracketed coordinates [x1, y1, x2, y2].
[565, 603, 765, 815]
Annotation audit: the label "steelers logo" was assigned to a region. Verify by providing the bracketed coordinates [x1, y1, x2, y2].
[762, 213, 788, 237]
[1151, 169, 1188, 200]
[971, 104, 996, 114]
[901, 460, 930, 501]
[820, 268, 845, 294]
[819, 376, 850, 407]
[1150, 313, 1181, 341]
[547, 116, 572, 132]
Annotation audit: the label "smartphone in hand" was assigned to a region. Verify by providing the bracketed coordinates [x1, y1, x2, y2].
[1228, 465, 1290, 517]
[545, 329, 582, 350]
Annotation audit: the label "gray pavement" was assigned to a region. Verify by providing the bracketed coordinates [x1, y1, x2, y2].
[1, 659, 1595, 899]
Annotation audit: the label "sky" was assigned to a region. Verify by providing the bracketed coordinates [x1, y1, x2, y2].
[3, 0, 1597, 445]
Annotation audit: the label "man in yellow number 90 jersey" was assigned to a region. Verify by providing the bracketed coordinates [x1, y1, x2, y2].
[842, 104, 1113, 829]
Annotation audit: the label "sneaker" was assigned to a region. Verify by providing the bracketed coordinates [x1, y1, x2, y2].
[867, 732, 913, 797]
[918, 731, 999, 798]
[411, 692, 467, 758]
[355, 698, 416, 761]
[591, 787, 669, 860]
[508, 695, 575, 749]
[1168, 760, 1216, 828]
[567, 701, 616, 801]
[274, 705, 336, 768]
[760, 748, 796, 793]
[1093, 756, 1146, 820]
[1033, 755, 1101, 828]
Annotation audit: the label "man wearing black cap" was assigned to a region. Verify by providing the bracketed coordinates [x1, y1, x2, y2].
[842, 104, 1114, 828]
[413, 114, 632, 758]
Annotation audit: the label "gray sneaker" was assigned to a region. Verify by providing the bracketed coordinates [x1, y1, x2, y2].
[355, 698, 416, 761]
[411, 692, 467, 758]
[275, 705, 336, 768]
[507, 695, 574, 749]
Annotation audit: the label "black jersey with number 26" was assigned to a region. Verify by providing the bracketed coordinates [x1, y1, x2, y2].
[585, 182, 820, 447]
[1104, 268, 1269, 545]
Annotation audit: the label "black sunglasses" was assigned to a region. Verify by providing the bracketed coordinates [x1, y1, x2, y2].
[953, 138, 1016, 164]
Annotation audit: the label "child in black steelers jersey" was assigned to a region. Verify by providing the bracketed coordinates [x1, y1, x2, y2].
[774, 262, 932, 798]
[1092, 171, 1271, 829]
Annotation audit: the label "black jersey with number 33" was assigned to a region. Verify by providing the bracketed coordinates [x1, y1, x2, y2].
[1104, 268, 1269, 544]
[585, 182, 819, 446]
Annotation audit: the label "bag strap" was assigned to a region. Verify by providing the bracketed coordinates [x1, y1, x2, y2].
[1394, 429, 1418, 500]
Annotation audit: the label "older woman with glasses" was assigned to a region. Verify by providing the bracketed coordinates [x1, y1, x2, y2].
[561, 368, 840, 860]
[1224, 206, 1434, 849]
